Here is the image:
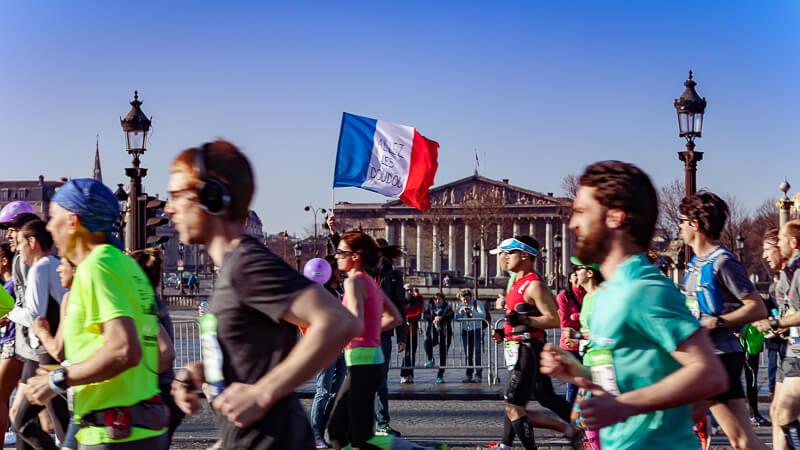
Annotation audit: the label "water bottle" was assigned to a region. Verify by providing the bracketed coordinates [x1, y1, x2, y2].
[199, 299, 209, 315]
[772, 308, 780, 318]
[0, 327, 6, 339]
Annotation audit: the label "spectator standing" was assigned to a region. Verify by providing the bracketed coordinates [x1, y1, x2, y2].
[423, 293, 454, 384]
[738, 324, 769, 427]
[455, 288, 486, 383]
[400, 284, 423, 384]
[555, 267, 584, 404]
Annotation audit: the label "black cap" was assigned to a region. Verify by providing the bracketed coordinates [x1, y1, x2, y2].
[0, 212, 40, 230]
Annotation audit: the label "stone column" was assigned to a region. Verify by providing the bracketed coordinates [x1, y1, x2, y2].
[495, 223, 502, 277]
[400, 220, 407, 269]
[480, 228, 487, 280]
[432, 223, 439, 273]
[545, 218, 553, 280]
[464, 222, 472, 275]
[529, 220, 536, 238]
[416, 221, 423, 272]
[384, 221, 391, 244]
[448, 222, 455, 273]
[512, 220, 520, 238]
[562, 220, 569, 278]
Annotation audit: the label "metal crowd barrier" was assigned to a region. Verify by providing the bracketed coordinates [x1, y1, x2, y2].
[172, 320, 202, 369]
[164, 294, 203, 309]
[388, 318, 494, 384]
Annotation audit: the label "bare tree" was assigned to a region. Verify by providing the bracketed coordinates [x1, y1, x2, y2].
[657, 178, 685, 241]
[561, 174, 580, 201]
[462, 185, 508, 285]
[719, 193, 747, 252]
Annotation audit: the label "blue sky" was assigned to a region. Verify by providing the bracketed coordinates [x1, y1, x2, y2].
[1, 1, 798, 235]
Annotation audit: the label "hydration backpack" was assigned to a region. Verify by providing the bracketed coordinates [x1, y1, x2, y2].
[683, 246, 735, 316]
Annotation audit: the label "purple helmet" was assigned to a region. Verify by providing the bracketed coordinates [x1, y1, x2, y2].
[0, 201, 35, 225]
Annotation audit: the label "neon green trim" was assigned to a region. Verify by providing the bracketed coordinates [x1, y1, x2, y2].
[366, 435, 394, 449]
[344, 346, 384, 366]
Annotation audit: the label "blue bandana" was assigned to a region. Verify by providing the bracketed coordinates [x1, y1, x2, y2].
[52, 179, 124, 250]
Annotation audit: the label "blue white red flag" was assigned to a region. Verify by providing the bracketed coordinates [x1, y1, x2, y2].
[333, 112, 439, 210]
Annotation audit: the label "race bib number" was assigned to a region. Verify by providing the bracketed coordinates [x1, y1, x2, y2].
[585, 348, 621, 396]
[504, 340, 520, 370]
[685, 298, 701, 319]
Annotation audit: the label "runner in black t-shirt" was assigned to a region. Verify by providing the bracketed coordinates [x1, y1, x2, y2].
[167, 140, 361, 449]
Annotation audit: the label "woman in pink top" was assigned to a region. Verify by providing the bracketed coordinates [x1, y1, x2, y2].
[555, 267, 584, 405]
[327, 231, 404, 450]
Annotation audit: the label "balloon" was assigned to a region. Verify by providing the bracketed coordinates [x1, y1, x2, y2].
[303, 258, 332, 284]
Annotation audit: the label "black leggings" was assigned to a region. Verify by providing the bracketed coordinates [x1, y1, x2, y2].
[424, 328, 450, 378]
[327, 364, 383, 450]
[743, 352, 761, 416]
[505, 341, 571, 422]
[14, 357, 70, 450]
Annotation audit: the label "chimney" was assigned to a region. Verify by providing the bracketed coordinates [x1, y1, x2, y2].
[547, 192, 553, 197]
[502, 179, 509, 184]
[38, 175, 44, 185]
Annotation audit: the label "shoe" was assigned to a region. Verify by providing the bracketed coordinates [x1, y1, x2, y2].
[375, 425, 401, 437]
[400, 376, 410, 384]
[462, 375, 472, 383]
[315, 438, 328, 448]
[565, 425, 588, 450]
[4, 431, 15, 445]
[751, 415, 771, 427]
[694, 415, 710, 450]
[424, 360, 435, 368]
[474, 373, 483, 383]
[436, 377, 445, 384]
[407, 375, 413, 383]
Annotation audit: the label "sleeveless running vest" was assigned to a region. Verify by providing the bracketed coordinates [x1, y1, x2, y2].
[504, 272, 546, 341]
[343, 272, 385, 366]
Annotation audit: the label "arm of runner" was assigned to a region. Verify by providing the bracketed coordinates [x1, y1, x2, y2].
[577, 328, 727, 430]
[157, 323, 176, 373]
[31, 291, 70, 362]
[25, 316, 143, 405]
[539, 343, 591, 383]
[212, 284, 360, 428]
[766, 310, 800, 328]
[8, 263, 48, 327]
[380, 290, 403, 332]
[523, 280, 560, 329]
[702, 291, 766, 329]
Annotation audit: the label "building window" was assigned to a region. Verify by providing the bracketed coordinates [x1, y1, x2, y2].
[0, 189, 7, 201]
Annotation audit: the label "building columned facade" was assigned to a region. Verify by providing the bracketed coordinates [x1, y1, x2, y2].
[333, 173, 574, 284]
[0, 176, 66, 240]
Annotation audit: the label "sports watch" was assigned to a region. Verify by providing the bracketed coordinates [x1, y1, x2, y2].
[769, 317, 781, 331]
[49, 367, 68, 394]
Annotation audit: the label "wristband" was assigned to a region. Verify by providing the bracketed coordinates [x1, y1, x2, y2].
[714, 317, 727, 329]
[770, 317, 781, 330]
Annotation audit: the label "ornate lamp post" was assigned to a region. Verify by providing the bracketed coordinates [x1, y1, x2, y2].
[554, 233, 562, 292]
[472, 243, 480, 300]
[541, 247, 548, 279]
[778, 179, 795, 227]
[736, 232, 745, 263]
[120, 91, 152, 251]
[674, 71, 707, 263]
[113, 184, 128, 248]
[304, 205, 327, 256]
[438, 241, 445, 295]
[294, 241, 303, 271]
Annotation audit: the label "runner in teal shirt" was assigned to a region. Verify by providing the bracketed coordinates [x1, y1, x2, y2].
[588, 253, 700, 449]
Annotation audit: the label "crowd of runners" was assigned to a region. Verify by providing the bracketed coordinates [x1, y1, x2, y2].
[0, 140, 797, 450]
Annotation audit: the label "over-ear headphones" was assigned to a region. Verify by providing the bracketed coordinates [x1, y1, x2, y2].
[194, 143, 232, 216]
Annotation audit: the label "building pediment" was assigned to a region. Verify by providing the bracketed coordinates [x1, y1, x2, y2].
[384, 174, 565, 209]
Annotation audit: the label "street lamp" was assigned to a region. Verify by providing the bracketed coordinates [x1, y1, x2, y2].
[554, 233, 562, 292]
[778, 179, 795, 227]
[674, 71, 707, 263]
[178, 242, 185, 295]
[120, 91, 152, 251]
[541, 247, 548, 276]
[736, 232, 745, 262]
[472, 243, 480, 300]
[294, 241, 303, 271]
[113, 184, 128, 248]
[304, 205, 327, 256]
[438, 241, 445, 295]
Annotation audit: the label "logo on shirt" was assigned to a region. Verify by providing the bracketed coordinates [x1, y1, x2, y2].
[517, 280, 532, 295]
[594, 336, 617, 347]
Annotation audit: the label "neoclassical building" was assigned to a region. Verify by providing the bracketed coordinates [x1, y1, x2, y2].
[333, 173, 574, 284]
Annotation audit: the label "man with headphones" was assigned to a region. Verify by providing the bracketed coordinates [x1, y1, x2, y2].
[166, 140, 362, 449]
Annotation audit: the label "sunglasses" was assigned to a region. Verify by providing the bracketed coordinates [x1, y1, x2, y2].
[335, 249, 355, 256]
[679, 216, 691, 223]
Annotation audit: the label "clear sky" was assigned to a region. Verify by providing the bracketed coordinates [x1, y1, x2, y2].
[1, 1, 798, 235]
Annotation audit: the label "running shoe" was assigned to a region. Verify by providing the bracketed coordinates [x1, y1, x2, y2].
[565, 425, 588, 450]
[751, 415, 772, 427]
[400, 376, 410, 384]
[424, 360, 435, 368]
[315, 438, 328, 448]
[4, 431, 15, 445]
[693, 415, 710, 450]
[436, 377, 445, 384]
[375, 425, 402, 437]
[462, 375, 473, 383]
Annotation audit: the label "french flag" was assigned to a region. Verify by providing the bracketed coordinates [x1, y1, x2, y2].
[333, 112, 439, 210]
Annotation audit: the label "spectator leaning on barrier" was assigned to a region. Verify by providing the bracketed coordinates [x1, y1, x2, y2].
[400, 284, 423, 384]
[455, 288, 486, 383]
[423, 292, 454, 383]
[555, 265, 584, 405]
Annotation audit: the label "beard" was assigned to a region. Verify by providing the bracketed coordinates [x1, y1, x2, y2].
[575, 221, 611, 266]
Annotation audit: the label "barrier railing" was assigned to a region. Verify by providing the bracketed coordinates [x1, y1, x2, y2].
[172, 320, 202, 369]
[388, 318, 494, 384]
[164, 294, 203, 309]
